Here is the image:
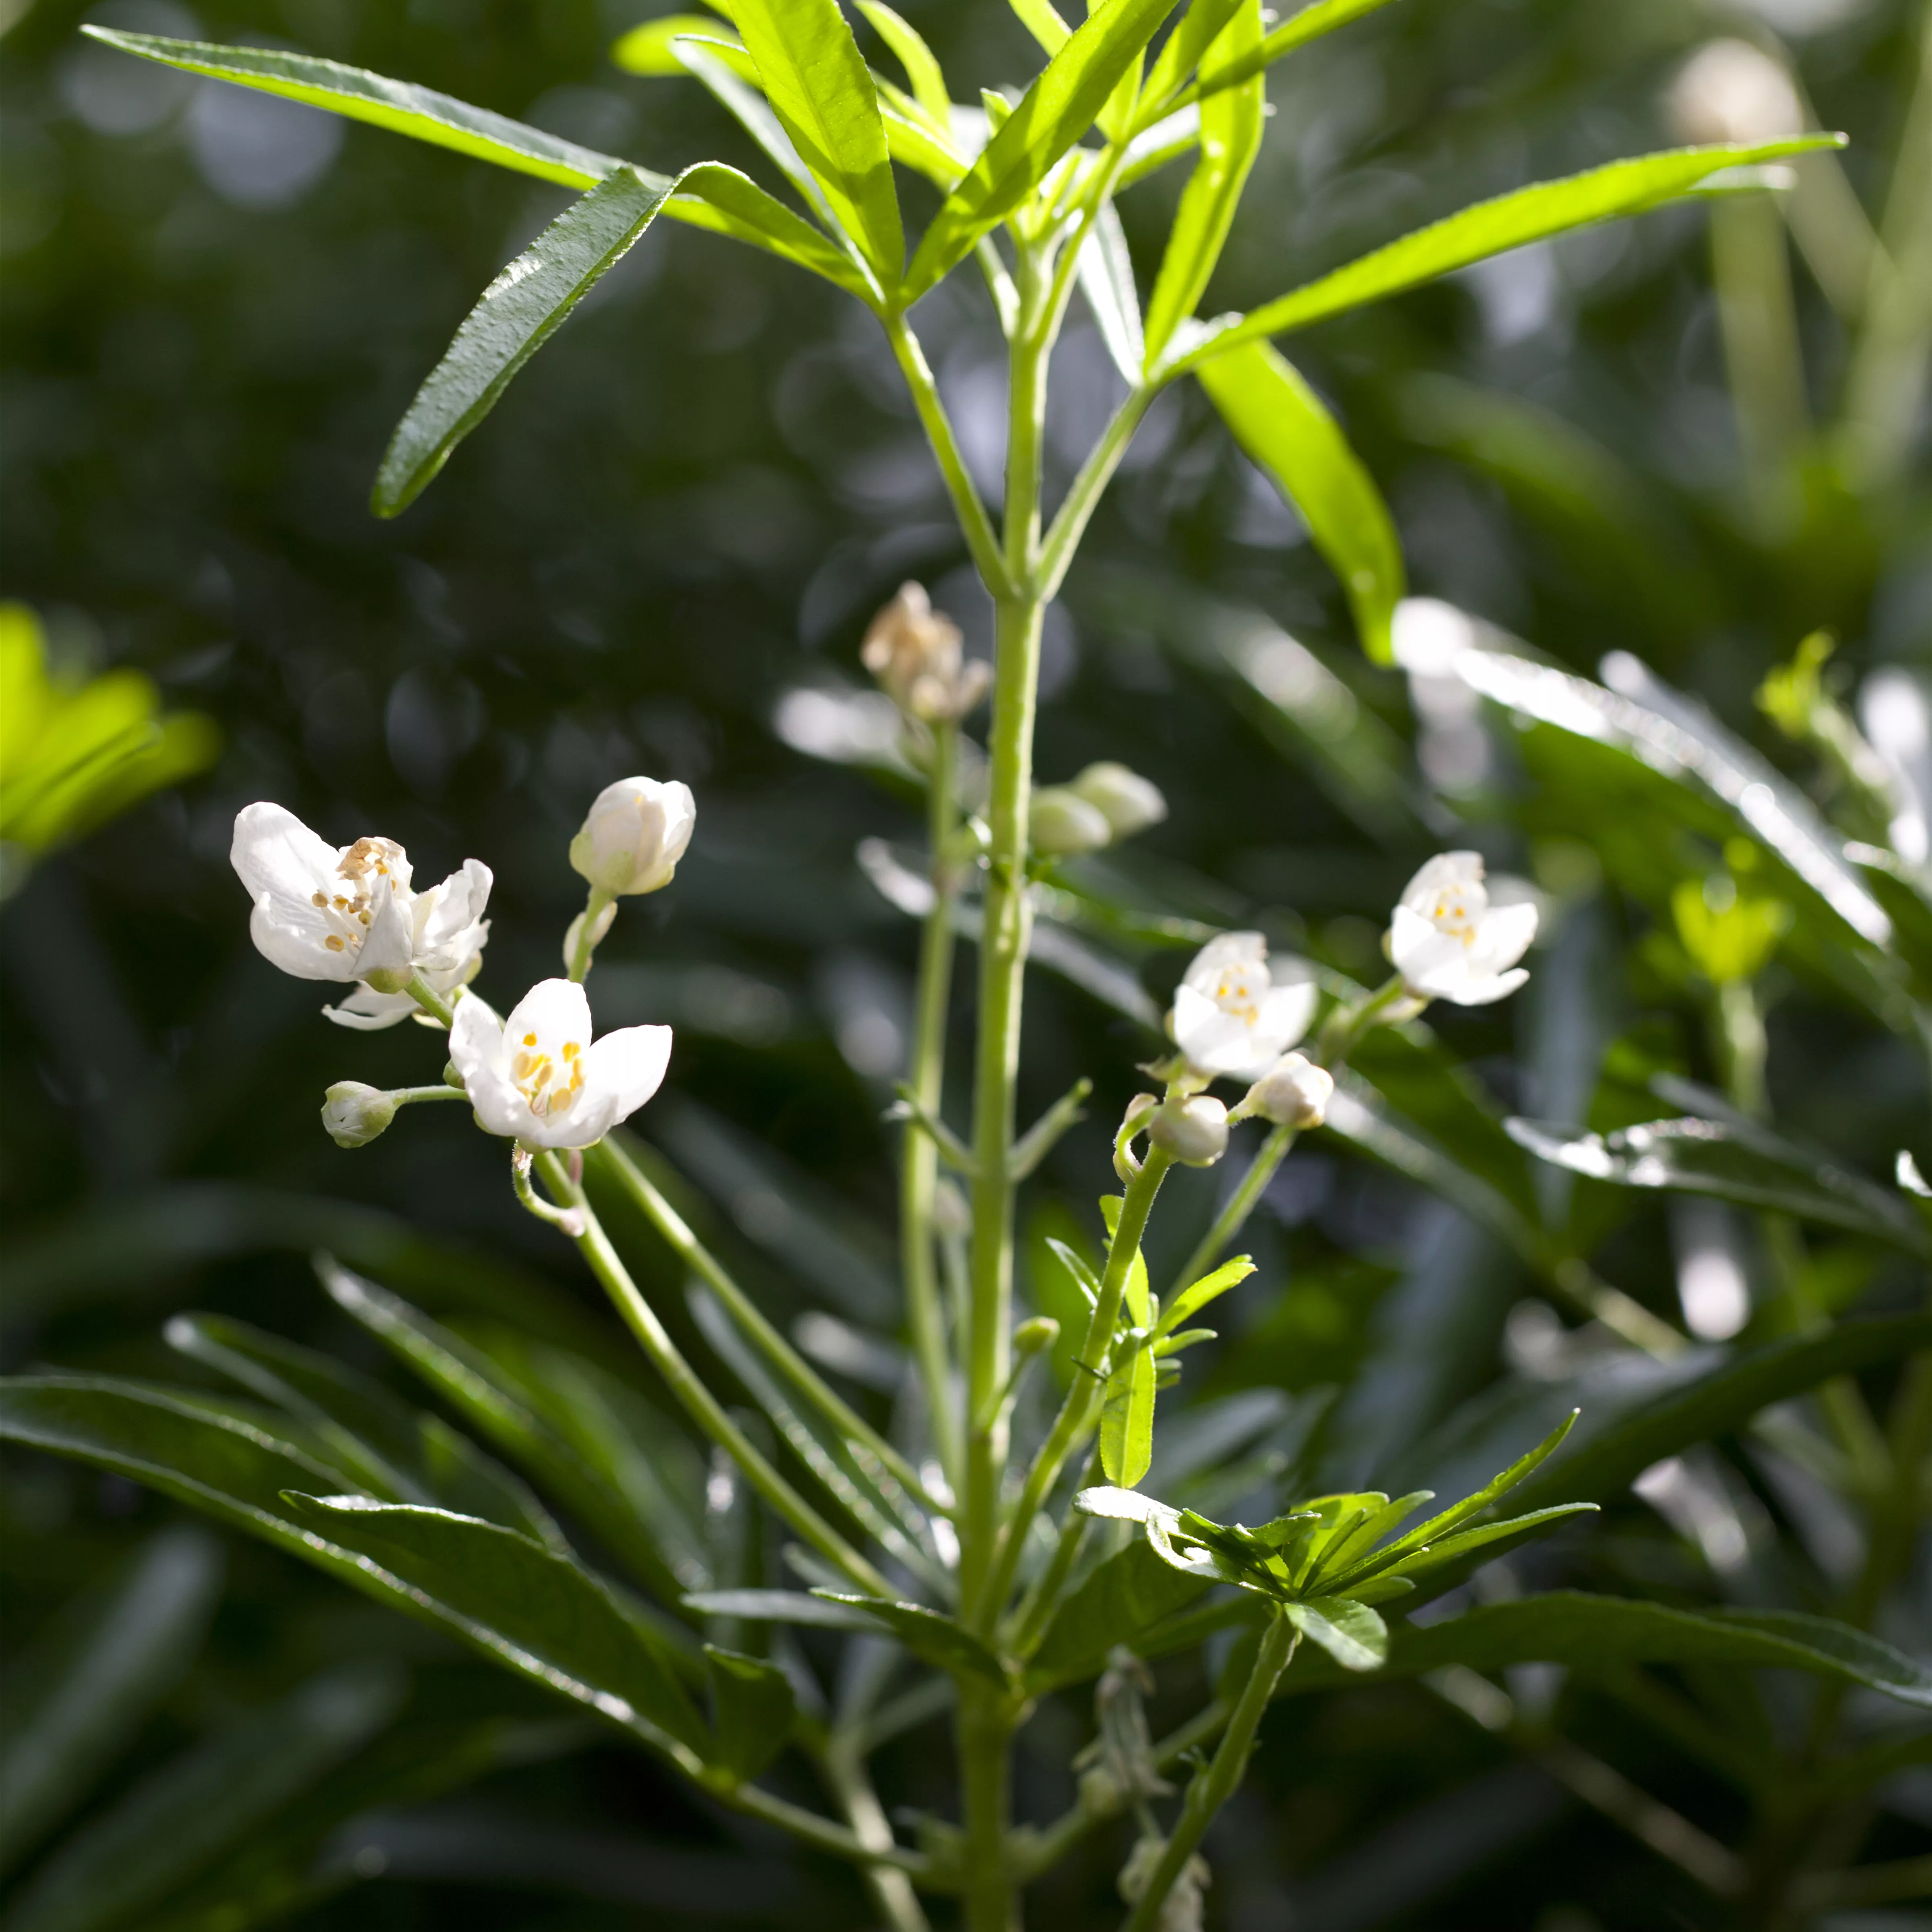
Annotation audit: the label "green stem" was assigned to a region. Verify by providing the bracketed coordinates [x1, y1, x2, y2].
[387, 1084, 468, 1107]
[590, 1136, 948, 1516]
[1119, 1610, 1298, 1932]
[819, 1736, 934, 1931]
[906, 721, 964, 1490]
[1037, 387, 1153, 599]
[405, 971, 456, 1028]
[567, 886, 613, 982]
[1006, 1443, 1101, 1654]
[885, 314, 1012, 597]
[958, 1679, 1018, 1932]
[537, 1150, 894, 1599]
[977, 1148, 1173, 1627]
[725, 1775, 933, 1880]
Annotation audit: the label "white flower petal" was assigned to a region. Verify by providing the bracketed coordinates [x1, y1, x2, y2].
[1181, 931, 1268, 995]
[1468, 898, 1538, 974]
[322, 986, 419, 1030]
[249, 900, 358, 982]
[450, 996, 525, 1139]
[586, 1024, 672, 1124]
[504, 978, 592, 1045]
[231, 802, 337, 904]
[1254, 977, 1319, 1057]
[1399, 850, 1486, 914]
[1446, 966, 1530, 1006]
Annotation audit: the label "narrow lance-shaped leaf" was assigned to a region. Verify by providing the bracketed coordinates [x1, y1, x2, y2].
[1198, 340, 1399, 665]
[1144, 0, 1265, 360]
[80, 27, 634, 188]
[1077, 198, 1146, 385]
[728, 0, 902, 287]
[703, 1646, 797, 1781]
[1186, 0, 1404, 108]
[904, 0, 1183, 298]
[1166, 137, 1847, 376]
[1153, 1254, 1254, 1337]
[1276, 1592, 1932, 1709]
[1100, 1338, 1156, 1486]
[1284, 1594, 1387, 1671]
[611, 14, 751, 75]
[674, 40, 838, 229]
[374, 167, 672, 516]
[856, 1, 954, 128]
[1139, 0, 1247, 112]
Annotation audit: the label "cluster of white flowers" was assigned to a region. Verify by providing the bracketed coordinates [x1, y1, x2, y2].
[233, 780, 689, 1157]
[1137, 850, 1538, 1166]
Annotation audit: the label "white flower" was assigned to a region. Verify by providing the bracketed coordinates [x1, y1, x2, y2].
[1240, 1053, 1333, 1129]
[450, 977, 671, 1150]
[569, 776, 696, 897]
[231, 803, 491, 1026]
[1148, 1095, 1229, 1167]
[1170, 933, 1319, 1079]
[1390, 851, 1537, 1005]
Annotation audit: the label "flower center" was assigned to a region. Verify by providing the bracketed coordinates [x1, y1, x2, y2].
[311, 836, 409, 958]
[1212, 966, 1266, 1026]
[1427, 886, 1485, 947]
[510, 1030, 586, 1118]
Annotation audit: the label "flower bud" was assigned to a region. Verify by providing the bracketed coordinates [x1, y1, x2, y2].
[562, 896, 618, 971]
[861, 582, 991, 722]
[1148, 1095, 1230, 1167]
[570, 776, 697, 897]
[1068, 762, 1167, 840]
[1014, 1315, 1061, 1357]
[1030, 787, 1114, 857]
[1241, 1052, 1333, 1129]
[322, 1081, 396, 1148]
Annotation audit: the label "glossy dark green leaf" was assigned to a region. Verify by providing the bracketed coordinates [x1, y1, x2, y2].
[1277, 1592, 1932, 1708]
[1166, 138, 1845, 375]
[165, 1312, 565, 1548]
[373, 167, 672, 515]
[682, 1587, 883, 1630]
[1144, 0, 1263, 360]
[1197, 343, 1403, 661]
[0, 1528, 222, 1874]
[1369, 1410, 1579, 1567]
[1506, 1317, 1932, 1519]
[728, 0, 902, 286]
[703, 1646, 797, 1780]
[5, 1661, 403, 1932]
[813, 1593, 1009, 1682]
[903, 0, 1182, 298]
[1506, 1114, 1929, 1257]
[1026, 1539, 1213, 1688]
[283, 1496, 707, 1756]
[320, 1263, 697, 1604]
[80, 29, 632, 188]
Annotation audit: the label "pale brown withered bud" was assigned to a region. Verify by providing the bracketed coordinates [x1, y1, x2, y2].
[860, 582, 991, 722]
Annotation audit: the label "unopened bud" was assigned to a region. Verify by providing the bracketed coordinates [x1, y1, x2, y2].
[1068, 762, 1167, 840]
[1031, 787, 1114, 857]
[1242, 1052, 1333, 1129]
[570, 776, 697, 896]
[1014, 1316, 1061, 1357]
[322, 1081, 396, 1148]
[861, 582, 990, 722]
[562, 896, 618, 970]
[1668, 40, 1802, 147]
[1148, 1095, 1229, 1167]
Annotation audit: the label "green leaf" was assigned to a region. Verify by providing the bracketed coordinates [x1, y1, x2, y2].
[675, 161, 879, 290]
[1505, 1316, 1932, 1520]
[1140, 0, 1246, 110]
[1371, 1410, 1579, 1567]
[1116, 102, 1201, 190]
[673, 40, 837, 225]
[728, 0, 902, 286]
[1144, 0, 1263, 359]
[1188, 0, 1402, 106]
[320, 1263, 700, 1606]
[283, 1496, 707, 1756]
[1154, 1255, 1255, 1338]
[1075, 198, 1145, 385]
[681, 1587, 884, 1630]
[165, 1312, 565, 1549]
[80, 29, 632, 190]
[1283, 1594, 1387, 1670]
[903, 0, 1183, 298]
[812, 1593, 1009, 1682]
[4, 1662, 404, 1932]
[0, 1528, 222, 1874]
[1009, 0, 1074, 54]
[1026, 1539, 1214, 1688]
[373, 166, 672, 516]
[1505, 1113, 1930, 1257]
[702, 1646, 797, 1780]
[1276, 1593, 1932, 1709]
[1100, 1339, 1156, 1486]
[856, 2, 953, 128]
[1167, 138, 1846, 375]
[1196, 344, 1399, 663]
[1098, 1193, 1154, 1325]
[611, 14, 749, 74]
[1363, 1503, 1598, 1588]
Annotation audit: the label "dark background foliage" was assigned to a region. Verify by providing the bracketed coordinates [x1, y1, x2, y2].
[2, 0, 1926, 1925]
